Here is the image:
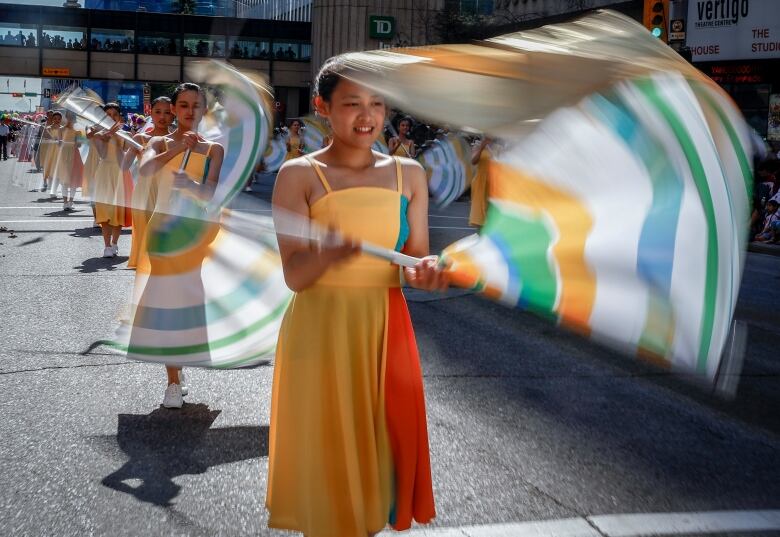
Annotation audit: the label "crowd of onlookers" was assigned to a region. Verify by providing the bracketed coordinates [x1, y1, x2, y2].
[752, 140, 780, 244]
[2, 30, 36, 47]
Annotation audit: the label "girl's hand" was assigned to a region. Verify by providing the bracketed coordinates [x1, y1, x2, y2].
[316, 229, 360, 267]
[404, 255, 449, 292]
[181, 131, 202, 151]
[172, 171, 195, 190]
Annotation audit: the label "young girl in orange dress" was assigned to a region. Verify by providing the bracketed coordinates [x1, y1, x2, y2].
[121, 96, 173, 269]
[268, 57, 448, 537]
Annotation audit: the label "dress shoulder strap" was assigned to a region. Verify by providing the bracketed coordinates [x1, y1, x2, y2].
[394, 156, 403, 193]
[205, 142, 214, 158]
[304, 155, 332, 193]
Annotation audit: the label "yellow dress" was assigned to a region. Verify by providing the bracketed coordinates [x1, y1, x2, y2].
[127, 139, 157, 269]
[81, 139, 100, 201]
[94, 137, 129, 227]
[469, 146, 492, 227]
[52, 128, 83, 188]
[41, 126, 60, 181]
[129, 142, 219, 353]
[284, 133, 302, 161]
[267, 157, 435, 537]
[391, 138, 414, 158]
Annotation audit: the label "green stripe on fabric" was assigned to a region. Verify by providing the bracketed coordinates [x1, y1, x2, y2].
[110, 296, 290, 357]
[483, 202, 557, 317]
[218, 85, 265, 208]
[211, 344, 277, 369]
[692, 82, 753, 202]
[635, 78, 718, 373]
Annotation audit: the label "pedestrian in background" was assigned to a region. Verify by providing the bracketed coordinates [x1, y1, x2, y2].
[0, 118, 9, 161]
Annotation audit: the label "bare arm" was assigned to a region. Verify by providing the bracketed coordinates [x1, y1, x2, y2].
[388, 136, 400, 155]
[471, 138, 488, 165]
[272, 160, 358, 292]
[138, 136, 186, 177]
[120, 133, 148, 171]
[400, 159, 449, 291]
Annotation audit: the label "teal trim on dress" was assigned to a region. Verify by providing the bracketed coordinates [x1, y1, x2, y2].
[395, 195, 410, 252]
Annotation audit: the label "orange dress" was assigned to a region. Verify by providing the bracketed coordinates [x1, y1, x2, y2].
[267, 157, 435, 537]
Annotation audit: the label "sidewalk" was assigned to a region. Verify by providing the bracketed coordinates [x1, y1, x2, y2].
[748, 241, 780, 257]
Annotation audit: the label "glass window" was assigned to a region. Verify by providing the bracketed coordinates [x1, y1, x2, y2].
[228, 37, 270, 59]
[183, 34, 225, 58]
[42, 26, 87, 50]
[300, 43, 311, 60]
[0, 24, 38, 48]
[137, 32, 181, 55]
[272, 41, 302, 60]
[90, 28, 134, 53]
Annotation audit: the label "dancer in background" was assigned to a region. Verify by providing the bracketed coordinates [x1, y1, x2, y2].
[136, 83, 224, 409]
[93, 103, 131, 258]
[388, 116, 416, 158]
[468, 137, 493, 228]
[284, 118, 304, 161]
[36, 110, 53, 186]
[122, 96, 173, 269]
[40, 111, 62, 195]
[83, 125, 101, 226]
[53, 111, 84, 211]
[267, 56, 446, 537]
[47, 112, 65, 199]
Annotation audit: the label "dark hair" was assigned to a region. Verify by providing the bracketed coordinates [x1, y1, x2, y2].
[398, 116, 413, 128]
[103, 102, 121, 114]
[314, 56, 348, 102]
[151, 96, 172, 107]
[768, 199, 779, 207]
[172, 82, 205, 105]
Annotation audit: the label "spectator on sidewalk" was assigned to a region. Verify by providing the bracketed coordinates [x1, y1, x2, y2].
[0, 120, 9, 161]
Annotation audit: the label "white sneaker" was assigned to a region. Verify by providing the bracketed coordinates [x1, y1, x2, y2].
[111, 243, 118, 256]
[162, 383, 183, 409]
[102, 246, 114, 258]
[62, 202, 68, 211]
[179, 370, 188, 397]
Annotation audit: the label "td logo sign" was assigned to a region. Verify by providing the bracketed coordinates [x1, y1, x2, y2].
[369, 15, 396, 39]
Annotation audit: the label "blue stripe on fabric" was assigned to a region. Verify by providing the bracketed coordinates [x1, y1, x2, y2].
[588, 93, 683, 296]
[486, 232, 523, 308]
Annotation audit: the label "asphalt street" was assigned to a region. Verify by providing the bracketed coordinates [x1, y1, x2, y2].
[1, 158, 779, 537]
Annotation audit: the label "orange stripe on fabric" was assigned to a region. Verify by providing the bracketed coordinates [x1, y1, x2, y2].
[384, 288, 435, 530]
[489, 161, 596, 333]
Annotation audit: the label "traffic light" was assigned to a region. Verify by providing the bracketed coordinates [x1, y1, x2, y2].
[643, 0, 669, 42]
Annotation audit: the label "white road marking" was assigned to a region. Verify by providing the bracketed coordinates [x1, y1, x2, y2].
[0, 206, 73, 210]
[589, 510, 780, 536]
[379, 510, 780, 537]
[0, 219, 95, 223]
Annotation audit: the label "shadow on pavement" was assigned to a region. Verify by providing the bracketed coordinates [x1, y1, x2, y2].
[74, 255, 129, 272]
[17, 236, 44, 246]
[99, 404, 267, 507]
